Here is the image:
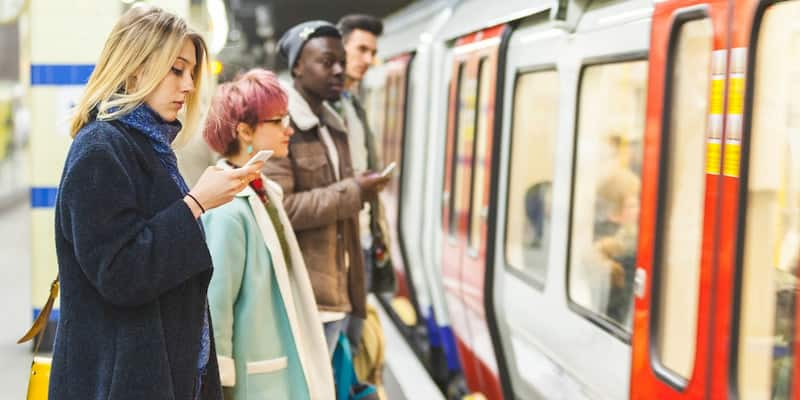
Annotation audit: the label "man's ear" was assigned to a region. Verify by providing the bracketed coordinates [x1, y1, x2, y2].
[292, 58, 303, 78]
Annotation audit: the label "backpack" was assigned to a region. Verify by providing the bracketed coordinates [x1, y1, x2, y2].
[332, 332, 379, 400]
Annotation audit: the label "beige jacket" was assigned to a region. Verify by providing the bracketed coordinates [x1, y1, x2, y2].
[263, 83, 367, 319]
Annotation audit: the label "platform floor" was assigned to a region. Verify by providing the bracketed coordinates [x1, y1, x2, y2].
[0, 200, 33, 400]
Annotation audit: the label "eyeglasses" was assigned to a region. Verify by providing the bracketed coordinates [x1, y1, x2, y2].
[261, 115, 291, 129]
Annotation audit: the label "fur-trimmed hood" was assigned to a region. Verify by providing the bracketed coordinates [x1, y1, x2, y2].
[281, 81, 346, 133]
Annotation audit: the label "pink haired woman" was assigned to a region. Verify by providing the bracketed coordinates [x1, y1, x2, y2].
[202, 69, 335, 400]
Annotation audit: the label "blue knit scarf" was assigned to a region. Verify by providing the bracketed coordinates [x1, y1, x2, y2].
[118, 104, 188, 193]
[117, 104, 211, 376]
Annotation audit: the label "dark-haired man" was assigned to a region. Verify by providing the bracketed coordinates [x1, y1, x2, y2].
[334, 14, 393, 363]
[266, 20, 389, 357]
[339, 14, 383, 89]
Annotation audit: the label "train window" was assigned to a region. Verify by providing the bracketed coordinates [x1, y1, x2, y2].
[384, 75, 396, 163]
[384, 74, 405, 167]
[468, 58, 491, 251]
[504, 69, 559, 287]
[447, 63, 466, 235]
[450, 64, 478, 236]
[654, 17, 712, 381]
[568, 60, 647, 332]
[366, 85, 387, 161]
[737, 2, 800, 397]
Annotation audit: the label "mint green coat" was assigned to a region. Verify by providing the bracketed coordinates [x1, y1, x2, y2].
[203, 163, 335, 400]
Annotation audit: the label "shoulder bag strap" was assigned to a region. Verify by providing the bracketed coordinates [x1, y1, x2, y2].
[18, 277, 59, 353]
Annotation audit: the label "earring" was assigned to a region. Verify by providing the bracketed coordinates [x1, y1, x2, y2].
[246, 144, 253, 154]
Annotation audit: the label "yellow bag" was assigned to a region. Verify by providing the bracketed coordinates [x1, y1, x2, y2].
[27, 357, 52, 400]
[353, 305, 386, 387]
[18, 278, 59, 400]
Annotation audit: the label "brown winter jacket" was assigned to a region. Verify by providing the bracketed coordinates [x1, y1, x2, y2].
[264, 83, 367, 319]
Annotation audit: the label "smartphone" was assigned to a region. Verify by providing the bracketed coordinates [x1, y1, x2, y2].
[243, 150, 274, 168]
[379, 162, 397, 178]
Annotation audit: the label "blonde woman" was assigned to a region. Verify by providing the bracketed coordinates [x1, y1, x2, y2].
[51, 5, 262, 399]
[202, 69, 336, 400]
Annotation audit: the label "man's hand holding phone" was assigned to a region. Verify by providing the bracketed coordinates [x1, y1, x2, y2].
[356, 165, 392, 202]
[378, 162, 396, 178]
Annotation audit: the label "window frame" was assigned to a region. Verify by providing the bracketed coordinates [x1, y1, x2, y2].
[565, 52, 649, 343]
[648, 6, 712, 391]
[502, 64, 559, 292]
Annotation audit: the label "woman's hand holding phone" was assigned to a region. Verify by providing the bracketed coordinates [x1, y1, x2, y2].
[185, 163, 263, 218]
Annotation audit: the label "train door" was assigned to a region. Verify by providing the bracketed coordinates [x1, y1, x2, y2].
[364, 46, 463, 388]
[562, 1, 651, 397]
[492, 19, 571, 399]
[378, 54, 425, 327]
[393, 47, 456, 378]
[722, 0, 800, 398]
[629, 0, 728, 398]
[441, 25, 507, 399]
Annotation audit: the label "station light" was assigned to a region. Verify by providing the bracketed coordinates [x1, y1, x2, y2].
[207, 0, 229, 56]
[211, 60, 223, 76]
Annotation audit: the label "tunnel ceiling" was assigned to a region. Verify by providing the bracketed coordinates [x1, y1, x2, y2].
[221, 0, 413, 78]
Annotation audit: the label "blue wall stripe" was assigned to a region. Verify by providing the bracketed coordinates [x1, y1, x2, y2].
[31, 187, 58, 208]
[33, 307, 60, 322]
[31, 64, 94, 86]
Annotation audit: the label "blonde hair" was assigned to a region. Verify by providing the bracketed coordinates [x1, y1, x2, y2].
[70, 5, 209, 146]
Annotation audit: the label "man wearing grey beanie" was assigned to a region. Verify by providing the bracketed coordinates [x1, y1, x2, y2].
[265, 20, 390, 357]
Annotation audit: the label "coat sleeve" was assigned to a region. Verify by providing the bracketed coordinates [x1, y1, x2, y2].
[264, 154, 363, 231]
[59, 145, 211, 308]
[202, 206, 247, 387]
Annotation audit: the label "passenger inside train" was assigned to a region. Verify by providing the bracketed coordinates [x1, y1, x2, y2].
[589, 166, 640, 327]
[523, 182, 551, 250]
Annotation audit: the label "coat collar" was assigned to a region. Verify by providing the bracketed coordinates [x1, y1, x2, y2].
[281, 80, 346, 133]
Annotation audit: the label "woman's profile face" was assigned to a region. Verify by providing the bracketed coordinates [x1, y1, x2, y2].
[144, 39, 197, 122]
[251, 114, 294, 158]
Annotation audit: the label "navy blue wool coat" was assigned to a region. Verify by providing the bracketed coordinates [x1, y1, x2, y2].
[50, 120, 221, 400]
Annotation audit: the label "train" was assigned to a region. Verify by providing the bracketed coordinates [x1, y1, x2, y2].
[360, 0, 799, 398]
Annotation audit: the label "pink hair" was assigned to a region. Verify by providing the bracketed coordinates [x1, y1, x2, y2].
[203, 68, 289, 155]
